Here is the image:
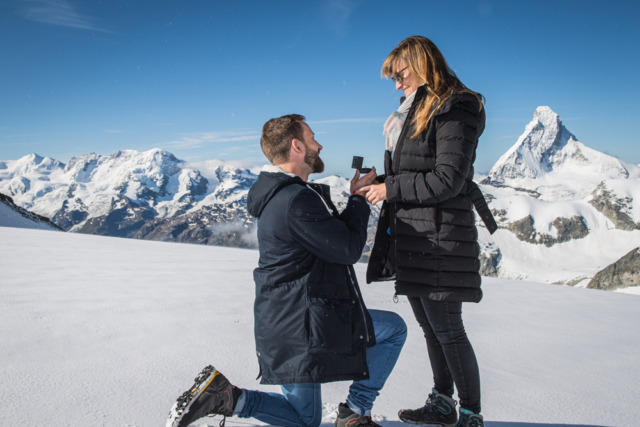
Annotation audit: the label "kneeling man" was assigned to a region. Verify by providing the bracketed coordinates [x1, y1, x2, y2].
[167, 114, 407, 427]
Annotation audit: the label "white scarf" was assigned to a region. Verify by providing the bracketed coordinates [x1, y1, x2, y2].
[383, 88, 421, 152]
[262, 164, 296, 177]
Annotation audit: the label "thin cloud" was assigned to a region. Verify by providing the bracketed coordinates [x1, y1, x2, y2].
[308, 117, 386, 125]
[322, 0, 364, 38]
[497, 134, 519, 140]
[20, 0, 112, 32]
[164, 131, 260, 150]
[3, 133, 40, 138]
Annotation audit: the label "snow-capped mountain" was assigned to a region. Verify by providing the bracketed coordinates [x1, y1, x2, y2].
[1, 107, 638, 291]
[484, 106, 632, 189]
[0, 150, 380, 253]
[0, 149, 259, 244]
[477, 107, 640, 290]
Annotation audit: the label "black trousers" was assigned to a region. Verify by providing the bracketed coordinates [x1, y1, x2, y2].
[407, 297, 481, 414]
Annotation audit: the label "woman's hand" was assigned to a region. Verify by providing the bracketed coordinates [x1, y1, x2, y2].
[350, 167, 377, 194]
[357, 183, 387, 205]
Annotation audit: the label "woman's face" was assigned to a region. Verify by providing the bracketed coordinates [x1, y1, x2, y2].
[394, 59, 420, 97]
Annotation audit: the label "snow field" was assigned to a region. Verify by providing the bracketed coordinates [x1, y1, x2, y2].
[1, 226, 638, 427]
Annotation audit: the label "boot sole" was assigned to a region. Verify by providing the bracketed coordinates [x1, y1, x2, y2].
[398, 418, 456, 427]
[166, 365, 219, 427]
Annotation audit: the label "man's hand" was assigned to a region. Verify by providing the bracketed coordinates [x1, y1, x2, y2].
[350, 167, 377, 194]
[356, 183, 387, 205]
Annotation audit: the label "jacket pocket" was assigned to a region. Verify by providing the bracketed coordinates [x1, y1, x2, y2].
[308, 297, 354, 354]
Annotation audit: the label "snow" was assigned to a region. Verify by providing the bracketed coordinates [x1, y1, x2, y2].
[486, 226, 640, 283]
[1, 226, 638, 427]
[314, 175, 353, 201]
[0, 202, 60, 230]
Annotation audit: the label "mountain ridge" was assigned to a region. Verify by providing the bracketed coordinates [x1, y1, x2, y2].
[1, 107, 639, 291]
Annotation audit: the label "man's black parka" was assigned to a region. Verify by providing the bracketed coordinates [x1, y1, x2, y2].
[247, 169, 375, 385]
[366, 86, 488, 303]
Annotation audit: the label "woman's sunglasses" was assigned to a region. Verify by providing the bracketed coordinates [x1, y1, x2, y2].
[391, 66, 409, 83]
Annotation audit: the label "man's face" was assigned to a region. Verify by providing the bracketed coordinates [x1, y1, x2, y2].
[300, 122, 324, 174]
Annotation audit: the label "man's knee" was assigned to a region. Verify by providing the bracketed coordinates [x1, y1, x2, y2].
[391, 311, 408, 342]
[371, 309, 408, 343]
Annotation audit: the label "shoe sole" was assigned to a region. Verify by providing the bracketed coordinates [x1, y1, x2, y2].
[398, 418, 456, 427]
[166, 365, 220, 427]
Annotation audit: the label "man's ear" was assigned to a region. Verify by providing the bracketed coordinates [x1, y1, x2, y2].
[291, 138, 305, 155]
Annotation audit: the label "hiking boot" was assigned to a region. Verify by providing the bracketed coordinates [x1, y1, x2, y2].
[398, 389, 457, 426]
[166, 365, 242, 427]
[454, 409, 483, 427]
[335, 402, 382, 427]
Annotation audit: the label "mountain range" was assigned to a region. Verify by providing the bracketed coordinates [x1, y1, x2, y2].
[1, 106, 638, 292]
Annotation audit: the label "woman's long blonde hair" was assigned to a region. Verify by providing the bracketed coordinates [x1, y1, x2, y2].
[382, 36, 484, 138]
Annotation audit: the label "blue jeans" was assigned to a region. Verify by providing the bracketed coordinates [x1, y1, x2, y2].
[235, 309, 407, 427]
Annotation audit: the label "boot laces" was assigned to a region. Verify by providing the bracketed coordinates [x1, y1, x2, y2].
[419, 392, 439, 414]
[458, 413, 483, 427]
[205, 413, 227, 427]
[364, 416, 382, 427]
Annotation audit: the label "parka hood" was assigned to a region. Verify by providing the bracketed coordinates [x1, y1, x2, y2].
[411, 85, 484, 119]
[247, 168, 304, 218]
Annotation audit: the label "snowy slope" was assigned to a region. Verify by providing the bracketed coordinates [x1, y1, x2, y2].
[0, 193, 62, 231]
[1, 226, 638, 427]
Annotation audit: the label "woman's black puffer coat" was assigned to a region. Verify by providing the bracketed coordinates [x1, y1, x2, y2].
[366, 85, 486, 303]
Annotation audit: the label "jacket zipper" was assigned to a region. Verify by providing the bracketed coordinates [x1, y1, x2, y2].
[346, 266, 370, 344]
[390, 86, 427, 300]
[391, 86, 423, 174]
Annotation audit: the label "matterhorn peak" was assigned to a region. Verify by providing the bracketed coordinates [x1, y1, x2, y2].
[484, 106, 629, 185]
[533, 105, 558, 120]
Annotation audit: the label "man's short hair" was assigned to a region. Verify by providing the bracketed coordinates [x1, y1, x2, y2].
[260, 114, 306, 165]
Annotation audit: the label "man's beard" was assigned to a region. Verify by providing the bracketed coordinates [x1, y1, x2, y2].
[304, 146, 324, 174]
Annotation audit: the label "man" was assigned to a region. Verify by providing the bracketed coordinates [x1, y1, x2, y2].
[166, 114, 407, 427]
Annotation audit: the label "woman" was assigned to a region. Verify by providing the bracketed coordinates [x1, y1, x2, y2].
[359, 36, 496, 427]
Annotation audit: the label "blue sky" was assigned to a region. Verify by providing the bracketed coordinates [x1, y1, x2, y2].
[1, 0, 639, 177]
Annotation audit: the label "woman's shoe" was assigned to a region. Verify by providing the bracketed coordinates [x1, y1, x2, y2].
[398, 389, 458, 426]
[454, 409, 483, 427]
[166, 365, 242, 427]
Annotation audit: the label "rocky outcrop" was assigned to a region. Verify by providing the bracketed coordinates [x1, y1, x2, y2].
[587, 247, 640, 291]
[479, 246, 501, 277]
[552, 276, 589, 287]
[78, 196, 155, 238]
[133, 199, 256, 248]
[51, 198, 89, 231]
[506, 215, 588, 247]
[478, 179, 541, 198]
[589, 182, 640, 231]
